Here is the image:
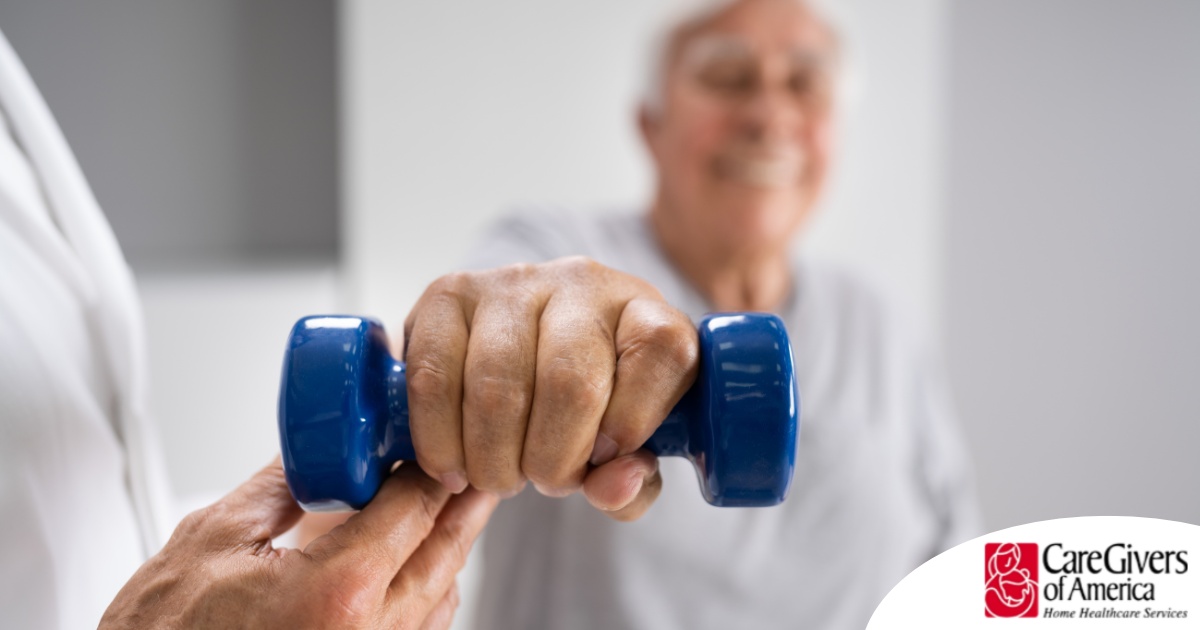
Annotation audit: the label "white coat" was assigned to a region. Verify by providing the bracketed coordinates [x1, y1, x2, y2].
[0, 29, 172, 628]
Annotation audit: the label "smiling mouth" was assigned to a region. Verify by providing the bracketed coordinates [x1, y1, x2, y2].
[714, 149, 806, 189]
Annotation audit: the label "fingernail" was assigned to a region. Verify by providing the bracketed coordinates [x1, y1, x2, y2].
[494, 481, 527, 500]
[646, 456, 660, 478]
[601, 474, 645, 512]
[589, 432, 619, 466]
[531, 481, 574, 498]
[439, 471, 469, 494]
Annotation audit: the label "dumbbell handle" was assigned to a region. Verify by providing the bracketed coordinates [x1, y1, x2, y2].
[363, 358, 693, 465]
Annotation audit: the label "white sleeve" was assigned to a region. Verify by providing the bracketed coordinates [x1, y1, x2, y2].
[0, 27, 175, 628]
[461, 209, 579, 270]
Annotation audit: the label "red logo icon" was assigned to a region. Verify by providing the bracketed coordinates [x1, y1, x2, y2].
[985, 543, 1039, 618]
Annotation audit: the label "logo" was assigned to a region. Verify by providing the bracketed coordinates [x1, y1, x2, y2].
[986, 543, 1039, 618]
[867, 519, 1198, 626]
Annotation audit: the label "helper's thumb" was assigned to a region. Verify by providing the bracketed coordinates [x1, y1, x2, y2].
[201, 456, 305, 546]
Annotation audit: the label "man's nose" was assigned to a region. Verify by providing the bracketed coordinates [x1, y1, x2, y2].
[737, 85, 804, 144]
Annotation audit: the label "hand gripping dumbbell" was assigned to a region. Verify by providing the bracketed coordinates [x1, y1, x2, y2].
[278, 313, 799, 510]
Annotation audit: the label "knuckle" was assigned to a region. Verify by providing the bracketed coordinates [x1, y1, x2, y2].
[428, 271, 471, 297]
[406, 360, 455, 405]
[409, 477, 448, 533]
[497, 281, 543, 314]
[540, 358, 611, 413]
[430, 520, 474, 571]
[466, 373, 532, 419]
[651, 319, 700, 369]
[314, 568, 376, 627]
[631, 316, 698, 379]
[479, 264, 539, 301]
[509, 283, 542, 313]
[172, 501, 242, 546]
[173, 507, 212, 540]
[497, 261, 536, 282]
[551, 255, 604, 278]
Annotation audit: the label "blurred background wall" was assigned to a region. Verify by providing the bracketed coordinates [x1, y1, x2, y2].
[0, 0, 341, 499]
[1, 0, 1197, 623]
[0, 0, 339, 264]
[946, 0, 1200, 529]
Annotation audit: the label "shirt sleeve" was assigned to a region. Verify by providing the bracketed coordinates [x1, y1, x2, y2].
[461, 209, 577, 270]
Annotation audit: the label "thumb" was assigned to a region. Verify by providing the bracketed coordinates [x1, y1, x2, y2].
[187, 456, 305, 549]
[582, 449, 662, 521]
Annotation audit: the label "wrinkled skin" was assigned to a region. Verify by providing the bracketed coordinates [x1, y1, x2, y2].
[403, 257, 698, 521]
[101, 461, 497, 629]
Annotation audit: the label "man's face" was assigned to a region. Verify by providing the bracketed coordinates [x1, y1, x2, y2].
[643, 0, 838, 257]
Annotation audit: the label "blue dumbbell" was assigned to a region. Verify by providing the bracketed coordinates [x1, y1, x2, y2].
[278, 313, 798, 510]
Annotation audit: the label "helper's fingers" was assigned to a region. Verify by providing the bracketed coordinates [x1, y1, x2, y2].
[416, 583, 460, 630]
[461, 287, 540, 495]
[180, 456, 304, 550]
[386, 488, 498, 625]
[405, 279, 472, 493]
[521, 292, 619, 497]
[306, 463, 451, 578]
[582, 450, 662, 521]
[590, 298, 698, 466]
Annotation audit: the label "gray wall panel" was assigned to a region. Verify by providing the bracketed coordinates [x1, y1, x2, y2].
[947, 0, 1200, 529]
[0, 0, 338, 266]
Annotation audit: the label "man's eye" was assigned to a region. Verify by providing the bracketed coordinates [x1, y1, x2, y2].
[788, 71, 812, 95]
[698, 65, 755, 94]
[789, 63, 833, 101]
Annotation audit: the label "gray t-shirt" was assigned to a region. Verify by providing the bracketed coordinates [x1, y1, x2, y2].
[463, 209, 981, 630]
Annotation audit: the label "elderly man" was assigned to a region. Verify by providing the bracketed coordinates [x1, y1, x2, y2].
[396, 0, 981, 628]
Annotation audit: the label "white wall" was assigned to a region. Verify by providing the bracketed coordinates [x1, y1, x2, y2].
[804, 0, 948, 329]
[946, 0, 1200, 530]
[138, 264, 341, 506]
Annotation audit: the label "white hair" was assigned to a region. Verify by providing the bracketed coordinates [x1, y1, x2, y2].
[639, 0, 861, 116]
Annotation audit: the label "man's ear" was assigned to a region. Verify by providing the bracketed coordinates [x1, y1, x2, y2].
[637, 104, 661, 162]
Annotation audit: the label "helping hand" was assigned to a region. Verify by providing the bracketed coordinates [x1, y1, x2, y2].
[101, 460, 497, 629]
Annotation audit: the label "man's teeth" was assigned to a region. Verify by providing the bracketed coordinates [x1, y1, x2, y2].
[722, 156, 804, 187]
